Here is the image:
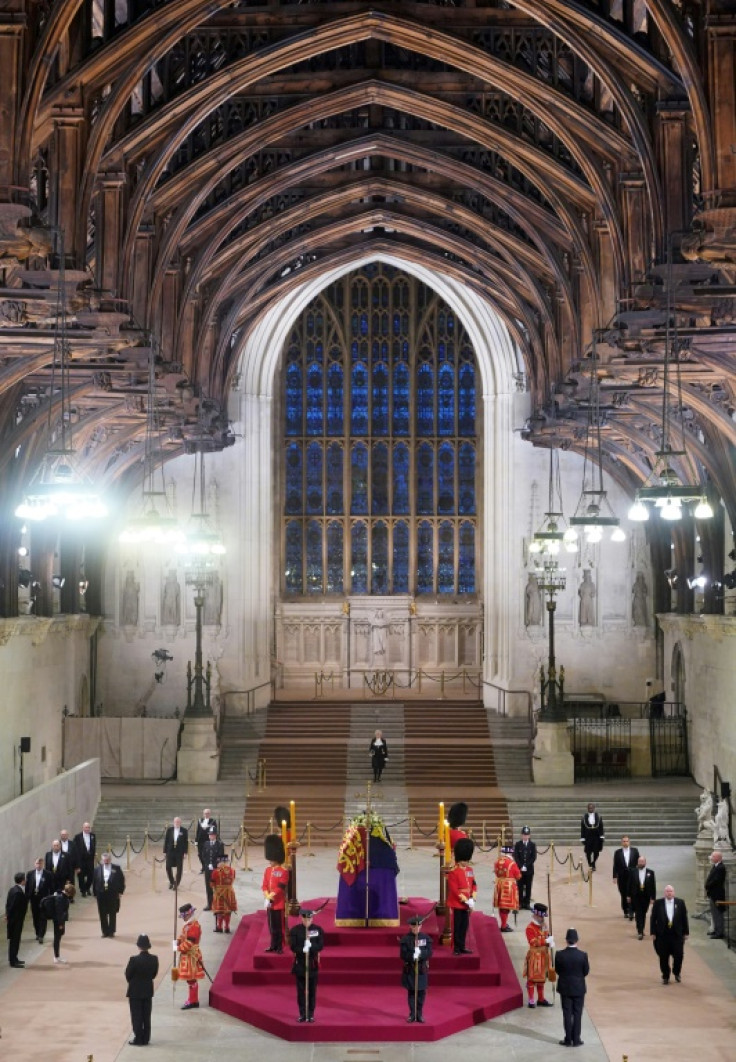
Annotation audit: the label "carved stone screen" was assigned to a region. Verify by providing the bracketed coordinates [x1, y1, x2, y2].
[281, 264, 479, 598]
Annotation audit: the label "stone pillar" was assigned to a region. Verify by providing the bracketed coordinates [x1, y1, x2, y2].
[619, 174, 649, 286]
[655, 103, 691, 237]
[532, 720, 575, 786]
[706, 10, 736, 205]
[0, 17, 24, 195]
[159, 267, 180, 362]
[593, 221, 617, 322]
[96, 172, 126, 295]
[131, 226, 154, 326]
[177, 717, 219, 784]
[49, 107, 86, 262]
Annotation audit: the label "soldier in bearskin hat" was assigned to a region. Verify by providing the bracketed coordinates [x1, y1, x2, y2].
[446, 837, 477, 955]
[447, 802, 469, 851]
[494, 843, 521, 932]
[262, 833, 289, 953]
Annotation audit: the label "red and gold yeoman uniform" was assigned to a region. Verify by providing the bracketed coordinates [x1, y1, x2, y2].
[493, 853, 521, 910]
[523, 920, 552, 982]
[177, 918, 204, 980]
[212, 863, 237, 914]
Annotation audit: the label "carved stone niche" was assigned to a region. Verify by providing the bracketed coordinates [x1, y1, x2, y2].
[0, 204, 53, 262]
[681, 207, 736, 284]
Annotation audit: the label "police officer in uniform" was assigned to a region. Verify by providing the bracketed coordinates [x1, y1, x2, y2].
[513, 826, 537, 910]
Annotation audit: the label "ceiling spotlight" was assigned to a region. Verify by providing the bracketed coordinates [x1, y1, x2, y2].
[628, 498, 649, 521]
[694, 497, 714, 520]
[17, 546, 28, 557]
[659, 497, 682, 520]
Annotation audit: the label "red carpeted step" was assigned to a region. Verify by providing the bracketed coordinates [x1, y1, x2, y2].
[210, 896, 523, 1041]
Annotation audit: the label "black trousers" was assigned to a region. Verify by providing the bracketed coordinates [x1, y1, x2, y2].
[52, 921, 64, 958]
[166, 857, 184, 887]
[267, 907, 284, 951]
[129, 997, 153, 1045]
[407, 988, 426, 1019]
[294, 971, 318, 1019]
[616, 878, 631, 916]
[655, 937, 684, 978]
[632, 896, 651, 935]
[518, 870, 534, 909]
[561, 994, 584, 1045]
[77, 861, 94, 896]
[29, 897, 47, 940]
[452, 908, 469, 952]
[97, 895, 119, 936]
[584, 846, 600, 868]
[7, 924, 23, 964]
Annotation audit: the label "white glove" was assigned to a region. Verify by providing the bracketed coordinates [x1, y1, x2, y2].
[208, 864, 213, 870]
[172, 940, 178, 952]
[546, 935, 555, 948]
[263, 898, 271, 909]
[303, 940, 311, 953]
[522, 866, 527, 872]
[413, 947, 421, 960]
[467, 898, 475, 909]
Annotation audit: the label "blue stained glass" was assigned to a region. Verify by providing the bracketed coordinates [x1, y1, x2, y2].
[360, 313, 368, 335]
[393, 363, 409, 435]
[416, 363, 433, 435]
[458, 443, 476, 514]
[372, 443, 389, 514]
[437, 442, 455, 514]
[351, 522, 368, 593]
[438, 363, 455, 435]
[351, 444, 369, 514]
[393, 313, 401, 335]
[393, 521, 409, 593]
[416, 442, 434, 514]
[372, 521, 389, 594]
[285, 443, 302, 515]
[285, 521, 303, 594]
[458, 363, 476, 435]
[438, 521, 454, 594]
[326, 521, 344, 593]
[417, 521, 433, 595]
[392, 443, 410, 513]
[285, 362, 302, 436]
[306, 362, 323, 436]
[326, 442, 343, 515]
[305, 442, 323, 514]
[306, 520, 322, 594]
[372, 362, 389, 435]
[458, 522, 475, 594]
[351, 362, 368, 434]
[327, 363, 344, 435]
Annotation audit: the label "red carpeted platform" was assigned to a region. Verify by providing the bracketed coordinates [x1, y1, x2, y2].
[209, 898, 523, 1041]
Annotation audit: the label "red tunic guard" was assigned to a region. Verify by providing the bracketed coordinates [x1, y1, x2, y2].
[522, 903, 553, 1007]
[493, 850, 521, 930]
[211, 859, 237, 933]
[262, 861, 290, 953]
[446, 837, 477, 955]
[177, 904, 204, 1010]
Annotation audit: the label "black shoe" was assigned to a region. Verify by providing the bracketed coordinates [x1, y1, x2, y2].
[264, 947, 276, 952]
[675, 974, 681, 982]
[297, 1017, 306, 1023]
[129, 1040, 142, 1046]
[203, 907, 211, 912]
[572, 1042, 584, 1047]
[527, 1002, 536, 1008]
[416, 1017, 425, 1023]
[307, 1017, 314, 1023]
[710, 935, 724, 940]
[638, 934, 644, 940]
[275, 948, 282, 954]
[407, 1016, 415, 1023]
[537, 999, 553, 1007]
[37, 938, 44, 944]
[214, 927, 223, 933]
[168, 884, 174, 890]
[225, 929, 231, 934]
[500, 926, 513, 933]
[10, 961, 25, 968]
[559, 1040, 572, 1046]
[181, 1002, 199, 1010]
[661, 977, 669, 985]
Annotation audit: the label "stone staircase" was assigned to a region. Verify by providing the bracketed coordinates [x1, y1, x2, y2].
[92, 786, 248, 852]
[343, 703, 410, 845]
[505, 794, 698, 847]
[485, 711, 532, 786]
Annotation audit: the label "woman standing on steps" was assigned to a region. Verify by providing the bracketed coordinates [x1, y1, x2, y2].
[370, 729, 389, 782]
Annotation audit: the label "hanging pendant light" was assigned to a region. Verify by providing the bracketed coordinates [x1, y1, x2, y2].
[175, 417, 226, 559]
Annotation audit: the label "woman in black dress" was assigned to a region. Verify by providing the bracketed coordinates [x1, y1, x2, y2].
[369, 729, 389, 782]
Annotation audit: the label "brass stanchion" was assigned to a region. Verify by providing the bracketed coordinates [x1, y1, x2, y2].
[435, 843, 447, 919]
[107, 841, 112, 854]
[126, 835, 131, 871]
[307, 822, 314, 857]
[242, 828, 250, 872]
[152, 857, 157, 890]
[567, 849, 572, 885]
[500, 823, 506, 847]
[440, 671, 445, 699]
[440, 863, 452, 946]
[409, 816, 415, 851]
[588, 868, 594, 907]
[482, 820, 487, 847]
[550, 841, 555, 875]
[417, 669, 422, 694]
[144, 827, 149, 862]
[287, 840, 300, 916]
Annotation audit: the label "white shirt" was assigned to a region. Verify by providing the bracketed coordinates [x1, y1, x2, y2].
[665, 898, 675, 921]
[83, 833, 91, 850]
[173, 829, 180, 842]
[587, 813, 596, 825]
[52, 853, 60, 867]
[623, 848, 631, 865]
[103, 866, 111, 882]
[35, 870, 42, 886]
[638, 869, 646, 885]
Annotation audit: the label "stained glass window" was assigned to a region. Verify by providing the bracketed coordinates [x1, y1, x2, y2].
[280, 264, 478, 596]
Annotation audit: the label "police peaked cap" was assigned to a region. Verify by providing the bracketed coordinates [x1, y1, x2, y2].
[274, 805, 291, 829]
[521, 825, 531, 835]
[447, 802, 468, 828]
[454, 837, 475, 862]
[264, 833, 286, 864]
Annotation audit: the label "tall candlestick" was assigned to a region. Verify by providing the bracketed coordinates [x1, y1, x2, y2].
[281, 819, 288, 851]
[290, 800, 296, 843]
[444, 819, 451, 864]
[438, 802, 445, 843]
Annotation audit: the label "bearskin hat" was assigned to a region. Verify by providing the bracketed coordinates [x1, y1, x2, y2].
[274, 805, 291, 830]
[454, 837, 475, 863]
[264, 833, 286, 864]
[447, 802, 468, 829]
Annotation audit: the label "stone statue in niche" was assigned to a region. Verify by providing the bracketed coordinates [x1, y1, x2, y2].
[524, 572, 543, 626]
[695, 789, 713, 836]
[161, 570, 181, 626]
[631, 571, 649, 627]
[708, 798, 731, 847]
[578, 569, 596, 626]
[203, 574, 222, 626]
[120, 570, 139, 627]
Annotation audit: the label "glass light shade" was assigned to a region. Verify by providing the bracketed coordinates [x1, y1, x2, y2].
[584, 526, 603, 543]
[694, 498, 714, 520]
[563, 528, 578, 545]
[547, 539, 560, 556]
[660, 497, 682, 520]
[610, 526, 626, 542]
[528, 539, 543, 554]
[15, 452, 107, 522]
[627, 498, 649, 521]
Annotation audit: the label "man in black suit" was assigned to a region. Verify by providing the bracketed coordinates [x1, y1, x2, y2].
[554, 927, 589, 1047]
[163, 817, 189, 890]
[513, 826, 537, 910]
[579, 802, 605, 870]
[73, 822, 97, 897]
[650, 884, 689, 984]
[92, 851, 126, 937]
[203, 828, 225, 911]
[125, 933, 159, 1046]
[5, 872, 28, 968]
[195, 808, 218, 874]
[289, 908, 325, 1022]
[45, 838, 74, 893]
[628, 856, 656, 939]
[705, 850, 727, 940]
[612, 835, 639, 919]
[26, 856, 53, 943]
